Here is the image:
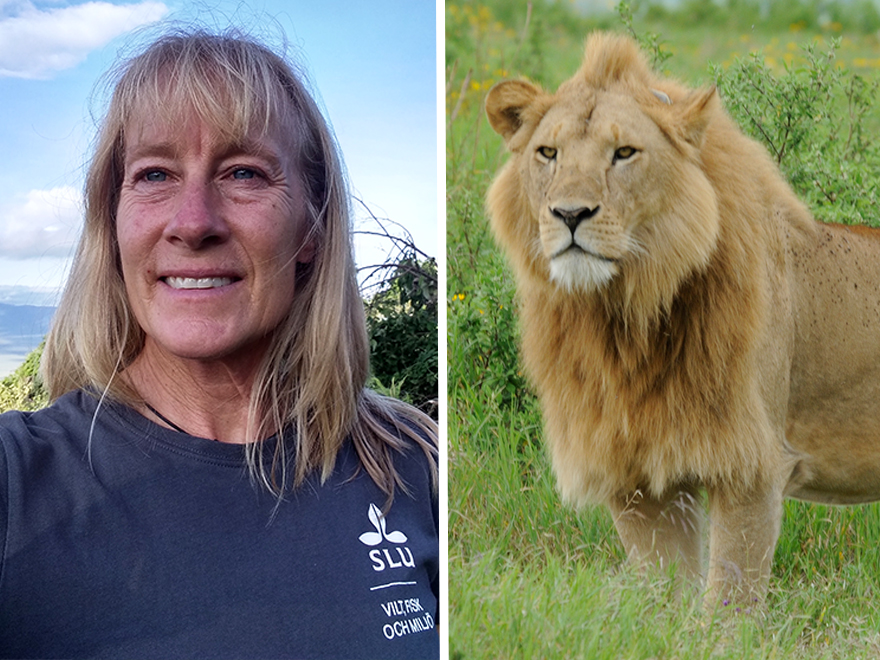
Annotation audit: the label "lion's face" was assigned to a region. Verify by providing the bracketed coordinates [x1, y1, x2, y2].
[487, 73, 721, 305]
[523, 91, 682, 291]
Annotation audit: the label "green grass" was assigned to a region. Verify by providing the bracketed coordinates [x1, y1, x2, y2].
[447, 1, 880, 657]
[450, 399, 880, 658]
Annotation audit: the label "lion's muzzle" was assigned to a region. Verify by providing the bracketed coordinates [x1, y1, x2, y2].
[550, 204, 602, 234]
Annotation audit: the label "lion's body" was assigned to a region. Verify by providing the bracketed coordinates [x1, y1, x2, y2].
[485, 32, 880, 603]
[788, 223, 880, 502]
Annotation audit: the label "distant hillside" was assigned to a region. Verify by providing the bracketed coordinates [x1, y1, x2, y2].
[0, 303, 56, 376]
[0, 286, 58, 308]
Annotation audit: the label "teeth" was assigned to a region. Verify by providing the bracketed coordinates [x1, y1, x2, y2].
[165, 276, 233, 290]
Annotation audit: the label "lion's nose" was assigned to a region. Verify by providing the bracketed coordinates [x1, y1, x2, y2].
[551, 205, 601, 234]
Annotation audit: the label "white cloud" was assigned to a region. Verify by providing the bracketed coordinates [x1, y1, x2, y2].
[0, 186, 82, 258]
[0, 1, 168, 79]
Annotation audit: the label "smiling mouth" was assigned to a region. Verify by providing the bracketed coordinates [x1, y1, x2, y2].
[163, 276, 237, 290]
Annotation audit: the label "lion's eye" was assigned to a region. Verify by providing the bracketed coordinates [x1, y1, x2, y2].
[613, 146, 637, 163]
[537, 146, 557, 160]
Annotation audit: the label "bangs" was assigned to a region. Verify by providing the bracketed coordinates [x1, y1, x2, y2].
[111, 31, 303, 152]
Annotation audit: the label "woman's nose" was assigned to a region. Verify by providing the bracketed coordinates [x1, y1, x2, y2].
[163, 179, 230, 249]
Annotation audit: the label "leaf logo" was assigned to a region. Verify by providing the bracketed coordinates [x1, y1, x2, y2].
[358, 503, 408, 546]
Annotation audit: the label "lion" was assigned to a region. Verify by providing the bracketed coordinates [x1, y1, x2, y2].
[484, 31, 880, 606]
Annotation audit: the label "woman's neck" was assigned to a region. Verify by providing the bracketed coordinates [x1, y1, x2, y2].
[122, 339, 268, 444]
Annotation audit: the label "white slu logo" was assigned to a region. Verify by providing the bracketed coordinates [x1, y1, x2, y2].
[359, 503, 408, 546]
[359, 503, 415, 574]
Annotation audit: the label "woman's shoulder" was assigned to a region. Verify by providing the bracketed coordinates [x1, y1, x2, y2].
[0, 390, 100, 452]
[364, 390, 437, 441]
[362, 391, 438, 470]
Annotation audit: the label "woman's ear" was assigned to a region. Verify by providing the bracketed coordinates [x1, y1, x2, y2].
[296, 224, 318, 264]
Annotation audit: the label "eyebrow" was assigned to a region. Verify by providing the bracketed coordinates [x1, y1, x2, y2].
[123, 137, 286, 171]
[124, 142, 179, 165]
[227, 139, 286, 170]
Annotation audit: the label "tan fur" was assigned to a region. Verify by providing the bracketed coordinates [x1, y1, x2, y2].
[485, 32, 880, 605]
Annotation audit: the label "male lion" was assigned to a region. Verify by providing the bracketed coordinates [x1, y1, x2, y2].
[484, 32, 880, 605]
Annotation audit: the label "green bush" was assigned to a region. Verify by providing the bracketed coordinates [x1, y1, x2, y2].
[448, 256, 527, 411]
[713, 39, 880, 226]
[366, 256, 438, 415]
[0, 343, 48, 413]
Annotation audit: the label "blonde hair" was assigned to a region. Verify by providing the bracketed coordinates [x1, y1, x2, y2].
[43, 28, 437, 500]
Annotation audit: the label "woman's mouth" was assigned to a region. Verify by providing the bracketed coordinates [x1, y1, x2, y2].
[163, 276, 236, 290]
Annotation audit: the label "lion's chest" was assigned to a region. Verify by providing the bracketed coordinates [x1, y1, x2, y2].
[518, 292, 744, 499]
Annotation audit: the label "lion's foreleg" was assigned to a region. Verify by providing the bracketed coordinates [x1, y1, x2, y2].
[705, 483, 784, 608]
[608, 484, 705, 583]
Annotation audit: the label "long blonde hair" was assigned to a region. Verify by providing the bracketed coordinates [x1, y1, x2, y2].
[43, 28, 437, 500]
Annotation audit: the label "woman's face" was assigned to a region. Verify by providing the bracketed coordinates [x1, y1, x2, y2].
[116, 112, 314, 365]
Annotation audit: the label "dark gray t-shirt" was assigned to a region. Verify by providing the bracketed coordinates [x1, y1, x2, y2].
[0, 390, 438, 659]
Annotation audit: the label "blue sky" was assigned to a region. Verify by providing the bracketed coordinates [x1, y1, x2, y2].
[0, 0, 438, 305]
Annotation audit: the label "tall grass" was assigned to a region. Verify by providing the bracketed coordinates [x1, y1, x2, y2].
[447, 1, 880, 657]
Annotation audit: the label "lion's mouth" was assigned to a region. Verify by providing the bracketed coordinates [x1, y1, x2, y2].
[552, 243, 618, 263]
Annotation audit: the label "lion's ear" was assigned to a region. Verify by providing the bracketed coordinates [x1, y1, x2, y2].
[486, 80, 543, 143]
[679, 85, 719, 147]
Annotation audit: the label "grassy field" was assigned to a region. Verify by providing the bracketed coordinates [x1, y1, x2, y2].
[446, 1, 880, 657]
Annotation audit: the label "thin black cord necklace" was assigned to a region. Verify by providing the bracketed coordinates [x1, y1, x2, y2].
[144, 402, 192, 436]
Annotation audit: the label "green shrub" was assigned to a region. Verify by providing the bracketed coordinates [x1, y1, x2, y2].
[366, 256, 438, 415]
[448, 257, 527, 411]
[0, 343, 48, 413]
[713, 39, 880, 226]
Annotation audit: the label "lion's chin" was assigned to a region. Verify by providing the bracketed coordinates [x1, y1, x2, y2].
[548, 250, 617, 292]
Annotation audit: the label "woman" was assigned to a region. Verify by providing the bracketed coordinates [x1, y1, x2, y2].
[0, 29, 438, 659]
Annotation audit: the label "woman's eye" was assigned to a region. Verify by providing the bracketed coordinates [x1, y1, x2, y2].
[537, 146, 557, 160]
[143, 170, 167, 182]
[613, 146, 637, 162]
[232, 168, 258, 180]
